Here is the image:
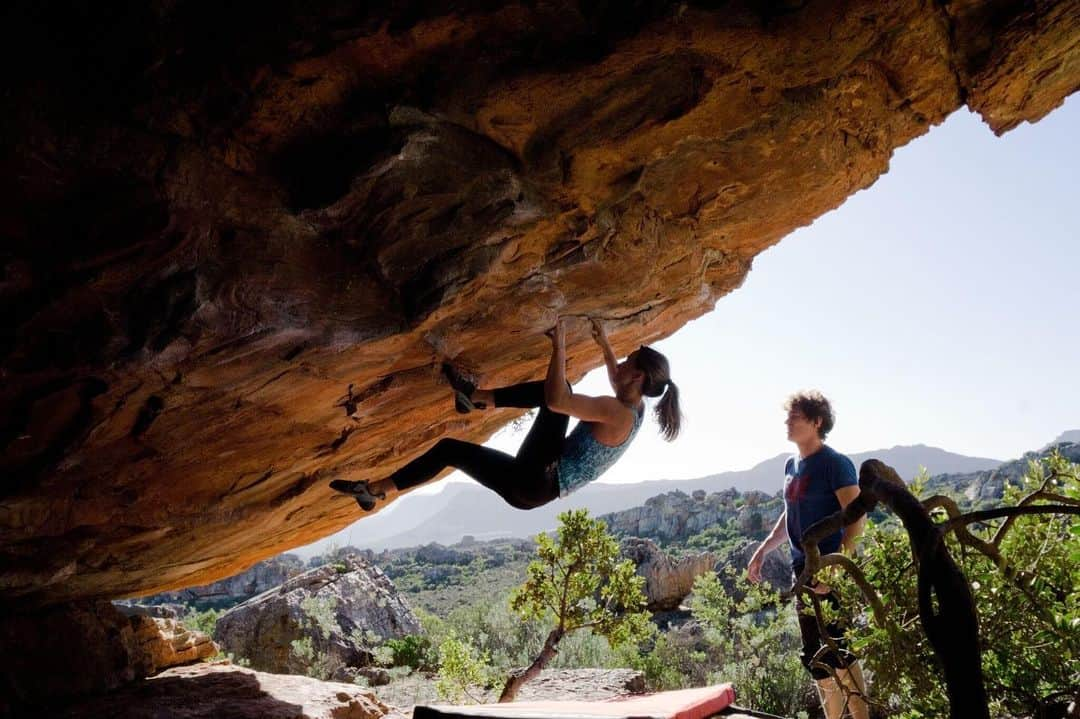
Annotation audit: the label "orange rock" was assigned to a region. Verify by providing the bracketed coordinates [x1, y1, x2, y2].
[0, 0, 1076, 606]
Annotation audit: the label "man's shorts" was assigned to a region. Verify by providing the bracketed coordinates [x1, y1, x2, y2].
[792, 573, 855, 680]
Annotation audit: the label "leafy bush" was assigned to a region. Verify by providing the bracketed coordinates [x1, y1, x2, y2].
[181, 607, 221, 637]
[383, 634, 437, 672]
[619, 568, 809, 717]
[435, 633, 495, 703]
[288, 594, 343, 680]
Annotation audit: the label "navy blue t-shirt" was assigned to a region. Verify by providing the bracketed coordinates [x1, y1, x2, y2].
[784, 445, 858, 570]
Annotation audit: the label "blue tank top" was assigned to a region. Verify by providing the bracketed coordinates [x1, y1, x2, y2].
[557, 404, 644, 497]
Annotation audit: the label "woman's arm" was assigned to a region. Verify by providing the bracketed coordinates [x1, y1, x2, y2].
[544, 318, 572, 409]
[545, 319, 633, 426]
[591, 319, 618, 392]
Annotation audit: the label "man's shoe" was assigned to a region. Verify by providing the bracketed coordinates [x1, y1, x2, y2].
[442, 363, 486, 414]
[330, 479, 385, 512]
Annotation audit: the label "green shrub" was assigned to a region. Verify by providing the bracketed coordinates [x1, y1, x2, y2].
[181, 607, 221, 637]
[435, 633, 495, 703]
[383, 634, 437, 672]
[690, 569, 809, 715]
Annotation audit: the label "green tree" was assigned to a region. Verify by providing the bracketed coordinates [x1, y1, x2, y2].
[827, 452, 1080, 718]
[499, 509, 653, 702]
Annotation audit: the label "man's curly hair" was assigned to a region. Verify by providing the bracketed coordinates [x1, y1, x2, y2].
[784, 390, 835, 439]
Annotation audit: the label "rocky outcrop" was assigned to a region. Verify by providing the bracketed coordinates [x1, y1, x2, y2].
[923, 442, 1080, 504]
[49, 662, 399, 719]
[147, 554, 307, 610]
[214, 555, 420, 675]
[332, 665, 393, 688]
[602, 490, 783, 542]
[2, 1, 1077, 608]
[0, 599, 217, 713]
[620, 537, 717, 611]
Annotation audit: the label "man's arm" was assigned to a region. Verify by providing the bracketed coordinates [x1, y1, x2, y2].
[835, 485, 866, 553]
[747, 511, 788, 583]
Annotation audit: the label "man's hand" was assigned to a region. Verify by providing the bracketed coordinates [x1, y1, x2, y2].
[747, 551, 764, 583]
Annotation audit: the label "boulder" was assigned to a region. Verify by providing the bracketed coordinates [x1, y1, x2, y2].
[49, 662, 399, 719]
[620, 537, 717, 611]
[116, 604, 220, 673]
[333, 666, 393, 688]
[214, 555, 420, 675]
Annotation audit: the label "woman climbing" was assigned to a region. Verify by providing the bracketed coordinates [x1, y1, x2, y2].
[330, 317, 681, 511]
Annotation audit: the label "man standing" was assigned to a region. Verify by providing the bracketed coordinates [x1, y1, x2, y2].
[747, 391, 869, 719]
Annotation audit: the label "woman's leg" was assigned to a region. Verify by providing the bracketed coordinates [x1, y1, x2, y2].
[379, 437, 557, 509]
[491, 380, 546, 409]
[469, 380, 571, 468]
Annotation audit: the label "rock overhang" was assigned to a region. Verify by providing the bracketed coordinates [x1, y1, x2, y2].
[1, 0, 1077, 607]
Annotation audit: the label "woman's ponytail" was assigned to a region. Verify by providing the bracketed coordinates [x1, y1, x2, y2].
[633, 345, 682, 442]
[655, 379, 681, 442]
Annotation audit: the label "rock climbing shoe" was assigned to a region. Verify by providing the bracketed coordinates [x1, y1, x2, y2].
[442, 363, 486, 413]
[329, 479, 385, 512]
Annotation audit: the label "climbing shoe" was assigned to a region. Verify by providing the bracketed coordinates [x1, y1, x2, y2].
[329, 479, 385, 512]
[442, 363, 486, 414]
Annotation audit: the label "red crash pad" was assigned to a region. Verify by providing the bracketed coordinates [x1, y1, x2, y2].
[412, 683, 736, 719]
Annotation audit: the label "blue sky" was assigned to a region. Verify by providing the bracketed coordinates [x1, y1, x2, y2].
[468, 95, 1080, 486]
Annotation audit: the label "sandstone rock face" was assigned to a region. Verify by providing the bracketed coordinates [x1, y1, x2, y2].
[620, 537, 717, 611]
[0, 599, 217, 712]
[50, 662, 398, 719]
[214, 555, 420, 675]
[1, 1, 1077, 607]
[603, 490, 783, 542]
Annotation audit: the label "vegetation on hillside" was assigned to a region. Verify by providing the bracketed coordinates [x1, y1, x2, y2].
[163, 445, 1079, 718]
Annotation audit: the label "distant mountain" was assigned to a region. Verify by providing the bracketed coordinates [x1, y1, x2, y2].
[298, 443, 1001, 554]
[1043, 430, 1080, 450]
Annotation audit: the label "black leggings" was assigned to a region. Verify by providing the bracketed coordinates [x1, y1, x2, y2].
[387, 381, 568, 509]
[793, 570, 855, 679]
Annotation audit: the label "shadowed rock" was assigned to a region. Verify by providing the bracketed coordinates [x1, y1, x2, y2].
[0, 599, 217, 712]
[48, 663, 398, 719]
